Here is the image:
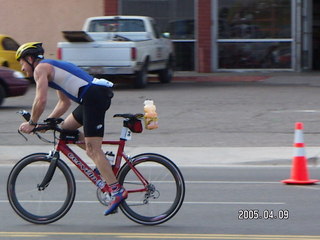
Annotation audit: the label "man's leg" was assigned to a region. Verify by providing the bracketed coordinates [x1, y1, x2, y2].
[86, 136, 127, 216]
[85, 137, 118, 184]
[61, 113, 85, 150]
[61, 113, 82, 130]
[62, 114, 117, 183]
[62, 113, 127, 215]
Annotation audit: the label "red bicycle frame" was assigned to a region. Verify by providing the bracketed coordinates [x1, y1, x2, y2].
[55, 136, 149, 194]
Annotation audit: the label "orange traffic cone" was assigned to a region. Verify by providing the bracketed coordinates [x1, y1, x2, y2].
[282, 122, 319, 184]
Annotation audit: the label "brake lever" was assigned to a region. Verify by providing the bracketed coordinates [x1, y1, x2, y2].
[17, 110, 32, 141]
[17, 127, 40, 141]
[17, 129, 28, 141]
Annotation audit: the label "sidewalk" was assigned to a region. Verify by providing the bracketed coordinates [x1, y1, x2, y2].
[172, 71, 320, 85]
[2, 145, 320, 167]
[172, 71, 270, 82]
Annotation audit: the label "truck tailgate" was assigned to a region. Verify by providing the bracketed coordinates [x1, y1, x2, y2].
[58, 42, 135, 67]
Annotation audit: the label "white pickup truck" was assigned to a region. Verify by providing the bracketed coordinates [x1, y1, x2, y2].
[57, 16, 174, 88]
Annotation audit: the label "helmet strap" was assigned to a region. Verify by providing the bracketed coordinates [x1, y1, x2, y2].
[24, 56, 37, 71]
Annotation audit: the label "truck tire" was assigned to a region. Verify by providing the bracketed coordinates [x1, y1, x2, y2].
[158, 57, 173, 84]
[134, 61, 148, 89]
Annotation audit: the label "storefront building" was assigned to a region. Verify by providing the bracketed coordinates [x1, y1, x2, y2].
[104, 0, 319, 73]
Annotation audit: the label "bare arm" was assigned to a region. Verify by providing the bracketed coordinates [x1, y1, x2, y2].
[19, 63, 51, 133]
[29, 63, 51, 123]
[47, 90, 71, 119]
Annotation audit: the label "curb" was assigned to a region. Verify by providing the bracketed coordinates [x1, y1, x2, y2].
[148, 73, 271, 83]
[172, 75, 270, 82]
[2, 146, 320, 167]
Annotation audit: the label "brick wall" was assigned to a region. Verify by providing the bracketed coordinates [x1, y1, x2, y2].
[197, 0, 211, 72]
[104, 0, 118, 15]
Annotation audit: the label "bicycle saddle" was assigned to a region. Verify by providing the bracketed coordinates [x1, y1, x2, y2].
[113, 113, 144, 119]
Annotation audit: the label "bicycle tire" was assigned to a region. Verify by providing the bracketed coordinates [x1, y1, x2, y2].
[117, 153, 185, 225]
[7, 153, 76, 224]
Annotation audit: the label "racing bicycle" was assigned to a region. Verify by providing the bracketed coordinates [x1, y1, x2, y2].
[7, 111, 185, 225]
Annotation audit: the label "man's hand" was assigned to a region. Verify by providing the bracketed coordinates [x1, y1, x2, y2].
[19, 122, 35, 134]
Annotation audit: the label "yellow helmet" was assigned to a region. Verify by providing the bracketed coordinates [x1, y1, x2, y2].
[16, 42, 44, 61]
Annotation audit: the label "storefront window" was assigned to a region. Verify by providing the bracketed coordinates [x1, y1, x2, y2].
[165, 19, 194, 40]
[219, 0, 291, 39]
[217, 0, 292, 69]
[219, 42, 291, 69]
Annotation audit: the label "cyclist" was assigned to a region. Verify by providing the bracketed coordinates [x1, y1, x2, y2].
[16, 42, 127, 216]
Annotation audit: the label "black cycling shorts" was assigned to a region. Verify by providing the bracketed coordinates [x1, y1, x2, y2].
[72, 85, 114, 137]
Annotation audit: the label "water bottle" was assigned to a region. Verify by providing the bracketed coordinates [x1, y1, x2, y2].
[93, 151, 115, 175]
[143, 99, 158, 130]
[105, 151, 115, 165]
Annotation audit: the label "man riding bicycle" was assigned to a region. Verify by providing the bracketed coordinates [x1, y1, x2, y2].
[16, 42, 127, 216]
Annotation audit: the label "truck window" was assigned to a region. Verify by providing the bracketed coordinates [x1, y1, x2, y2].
[88, 19, 145, 32]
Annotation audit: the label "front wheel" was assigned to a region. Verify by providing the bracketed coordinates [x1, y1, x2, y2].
[7, 153, 76, 224]
[117, 153, 185, 225]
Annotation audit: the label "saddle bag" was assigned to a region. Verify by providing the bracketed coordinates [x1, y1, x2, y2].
[124, 118, 143, 133]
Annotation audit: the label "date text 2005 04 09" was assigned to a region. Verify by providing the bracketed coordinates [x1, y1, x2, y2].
[238, 209, 289, 220]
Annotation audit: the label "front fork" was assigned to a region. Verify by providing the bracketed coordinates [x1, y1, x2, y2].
[37, 150, 59, 191]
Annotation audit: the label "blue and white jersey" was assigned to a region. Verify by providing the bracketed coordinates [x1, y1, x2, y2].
[41, 59, 93, 103]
